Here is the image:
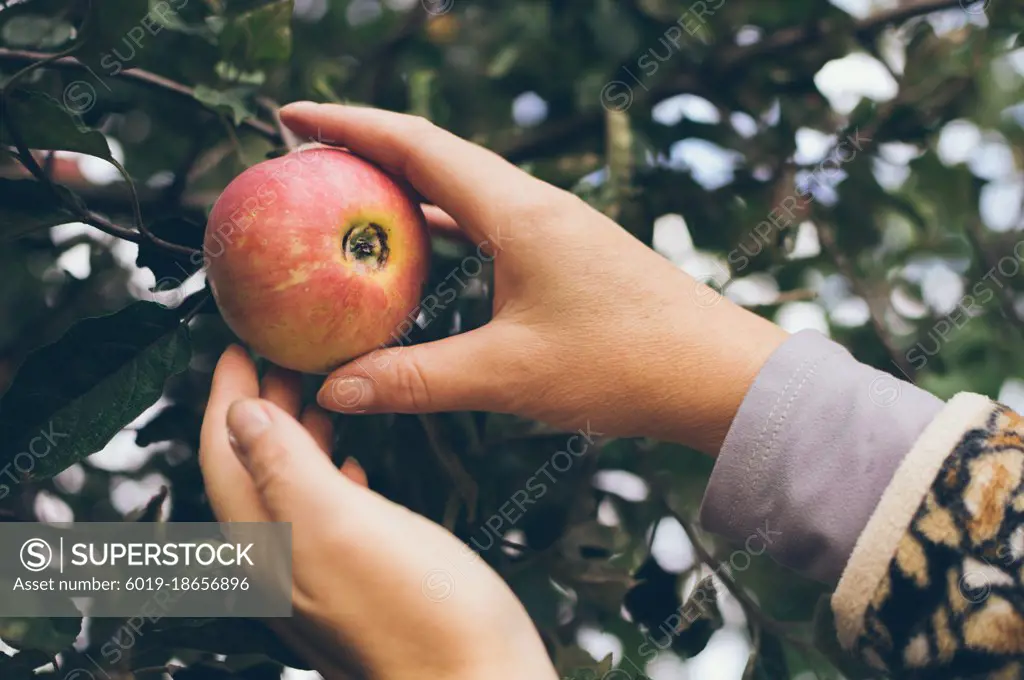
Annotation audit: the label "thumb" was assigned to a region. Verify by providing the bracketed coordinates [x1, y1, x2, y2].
[317, 327, 508, 415]
[226, 398, 350, 522]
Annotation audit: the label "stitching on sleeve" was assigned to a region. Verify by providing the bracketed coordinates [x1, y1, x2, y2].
[729, 352, 823, 521]
[753, 354, 816, 458]
[763, 354, 824, 461]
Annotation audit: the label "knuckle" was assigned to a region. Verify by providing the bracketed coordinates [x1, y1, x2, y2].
[404, 115, 437, 137]
[391, 351, 433, 411]
[513, 185, 575, 223]
[248, 437, 290, 496]
[400, 116, 444, 178]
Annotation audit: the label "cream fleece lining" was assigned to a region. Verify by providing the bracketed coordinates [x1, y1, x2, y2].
[832, 392, 996, 650]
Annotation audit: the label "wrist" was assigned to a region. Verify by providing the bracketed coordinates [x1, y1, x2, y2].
[650, 292, 789, 456]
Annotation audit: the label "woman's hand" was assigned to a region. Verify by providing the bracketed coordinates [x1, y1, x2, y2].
[281, 102, 788, 455]
[199, 345, 558, 680]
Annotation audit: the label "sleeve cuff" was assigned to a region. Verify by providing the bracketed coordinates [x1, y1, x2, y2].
[831, 391, 996, 651]
[698, 329, 943, 585]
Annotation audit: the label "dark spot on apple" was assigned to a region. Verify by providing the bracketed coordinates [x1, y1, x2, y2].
[343, 222, 389, 269]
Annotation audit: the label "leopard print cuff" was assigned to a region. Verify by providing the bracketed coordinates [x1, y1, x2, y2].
[833, 393, 1024, 678]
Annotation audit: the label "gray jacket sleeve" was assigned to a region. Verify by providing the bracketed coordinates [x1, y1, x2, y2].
[698, 329, 943, 585]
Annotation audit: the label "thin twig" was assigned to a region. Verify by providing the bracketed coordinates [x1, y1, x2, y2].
[418, 414, 479, 523]
[963, 219, 1024, 337]
[6, 128, 197, 256]
[132, 664, 183, 677]
[715, 0, 963, 70]
[181, 291, 212, 324]
[818, 220, 915, 380]
[257, 96, 301, 150]
[1, 52, 202, 257]
[657, 491, 799, 640]
[807, 86, 914, 378]
[671, 509, 760, 615]
[742, 288, 818, 311]
[0, 48, 280, 142]
[42, 150, 56, 178]
[646, 515, 663, 556]
[1, 103, 143, 243]
[819, 219, 917, 376]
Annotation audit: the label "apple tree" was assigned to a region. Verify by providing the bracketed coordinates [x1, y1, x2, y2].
[0, 0, 1022, 678]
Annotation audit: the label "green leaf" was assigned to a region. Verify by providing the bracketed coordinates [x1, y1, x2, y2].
[0, 14, 74, 49]
[193, 85, 256, 126]
[674, 576, 722, 658]
[742, 632, 789, 680]
[550, 522, 635, 614]
[218, 0, 294, 69]
[557, 645, 622, 679]
[0, 616, 81, 655]
[0, 301, 193, 482]
[0, 180, 77, 241]
[75, 0, 152, 73]
[1, 90, 113, 160]
[506, 561, 562, 632]
[0, 0, 76, 49]
[730, 551, 830, 622]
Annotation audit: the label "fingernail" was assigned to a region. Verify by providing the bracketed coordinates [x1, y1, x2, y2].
[280, 100, 318, 114]
[318, 376, 374, 412]
[340, 457, 365, 481]
[226, 400, 272, 457]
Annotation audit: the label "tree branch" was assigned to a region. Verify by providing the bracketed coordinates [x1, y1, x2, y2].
[2, 102, 143, 242]
[963, 218, 1024, 337]
[4, 140, 199, 257]
[657, 491, 800, 640]
[492, 0, 965, 164]
[418, 414, 479, 524]
[818, 220, 915, 380]
[741, 288, 818, 312]
[716, 0, 963, 69]
[493, 112, 605, 165]
[0, 48, 281, 143]
[257, 96, 301, 150]
[0, 52, 204, 258]
[0, 160, 212, 215]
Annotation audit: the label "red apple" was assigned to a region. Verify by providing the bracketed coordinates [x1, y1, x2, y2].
[204, 145, 430, 373]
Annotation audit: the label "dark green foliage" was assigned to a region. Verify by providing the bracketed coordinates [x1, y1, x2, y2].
[0, 0, 1021, 677]
[0, 301, 193, 481]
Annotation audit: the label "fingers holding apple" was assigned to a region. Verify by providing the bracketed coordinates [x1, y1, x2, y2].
[202, 104, 544, 414]
[204, 145, 431, 374]
[199, 347, 557, 680]
[210, 102, 788, 456]
[278, 102, 566, 250]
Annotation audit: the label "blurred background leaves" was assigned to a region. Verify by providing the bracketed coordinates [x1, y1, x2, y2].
[0, 0, 1022, 677]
